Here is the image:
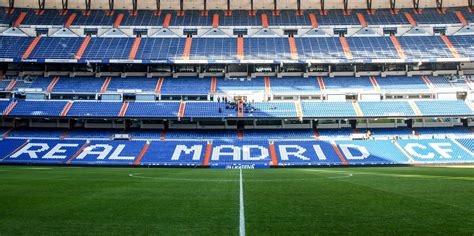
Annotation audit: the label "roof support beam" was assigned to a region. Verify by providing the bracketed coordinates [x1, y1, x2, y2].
[225, 0, 231, 16]
[412, 0, 420, 13]
[132, 0, 137, 12]
[320, 0, 327, 15]
[62, 0, 68, 10]
[84, 0, 91, 11]
[390, 0, 396, 11]
[109, 0, 114, 11]
[156, 0, 160, 11]
[38, 0, 45, 10]
[343, 0, 348, 13]
[9, 0, 14, 9]
[469, 0, 473, 11]
[273, 0, 279, 16]
[203, 0, 207, 16]
[296, 0, 303, 16]
[436, 0, 443, 9]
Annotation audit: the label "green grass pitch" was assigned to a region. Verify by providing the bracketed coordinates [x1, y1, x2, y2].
[0, 166, 473, 235]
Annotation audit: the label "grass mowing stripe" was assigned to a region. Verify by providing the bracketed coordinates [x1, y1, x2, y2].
[240, 168, 246, 236]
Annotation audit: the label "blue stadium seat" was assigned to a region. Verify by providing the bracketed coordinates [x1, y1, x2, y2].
[359, 101, 416, 117]
[67, 101, 123, 117]
[301, 102, 357, 117]
[415, 100, 473, 116]
[8, 100, 67, 117]
[125, 102, 181, 118]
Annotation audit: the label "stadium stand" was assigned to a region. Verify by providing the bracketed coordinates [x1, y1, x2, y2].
[0, 2, 473, 169]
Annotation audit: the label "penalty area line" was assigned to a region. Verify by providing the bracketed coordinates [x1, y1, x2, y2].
[239, 168, 245, 236]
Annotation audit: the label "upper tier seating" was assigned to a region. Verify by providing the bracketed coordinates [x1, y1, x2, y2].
[376, 76, 430, 92]
[53, 77, 105, 93]
[448, 36, 474, 58]
[188, 38, 236, 61]
[81, 37, 135, 60]
[134, 38, 186, 61]
[397, 36, 453, 59]
[415, 100, 473, 116]
[184, 102, 237, 118]
[323, 77, 374, 91]
[215, 77, 264, 93]
[8, 100, 67, 117]
[301, 101, 357, 117]
[28, 37, 82, 59]
[0, 100, 11, 115]
[295, 37, 346, 60]
[161, 77, 211, 95]
[0, 8, 469, 27]
[107, 77, 159, 93]
[247, 102, 298, 118]
[1, 35, 472, 62]
[359, 101, 416, 117]
[125, 102, 181, 118]
[346, 36, 400, 59]
[243, 38, 292, 61]
[269, 77, 321, 94]
[0, 36, 33, 59]
[67, 101, 123, 117]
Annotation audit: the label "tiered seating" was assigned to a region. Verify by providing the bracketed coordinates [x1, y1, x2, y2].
[0, 36, 33, 59]
[318, 128, 353, 137]
[27, 77, 52, 91]
[81, 38, 134, 60]
[67, 101, 123, 117]
[447, 36, 474, 58]
[415, 127, 472, 135]
[323, 77, 374, 91]
[166, 130, 237, 139]
[273, 140, 343, 166]
[296, 37, 346, 60]
[69, 10, 116, 26]
[359, 101, 416, 117]
[244, 129, 315, 139]
[363, 127, 413, 136]
[410, 8, 460, 24]
[8, 100, 67, 117]
[397, 139, 473, 163]
[247, 102, 298, 118]
[184, 102, 236, 118]
[364, 9, 408, 25]
[397, 36, 454, 59]
[139, 140, 207, 166]
[8, 128, 65, 138]
[188, 38, 236, 61]
[269, 77, 321, 94]
[71, 140, 146, 166]
[243, 38, 291, 61]
[161, 77, 211, 95]
[415, 100, 473, 116]
[215, 77, 264, 93]
[0, 100, 11, 114]
[20, 9, 69, 26]
[337, 140, 410, 165]
[134, 38, 186, 61]
[428, 76, 470, 89]
[120, 10, 164, 26]
[313, 10, 359, 25]
[125, 102, 181, 118]
[456, 138, 474, 152]
[107, 77, 159, 92]
[301, 102, 357, 117]
[68, 129, 121, 139]
[52, 77, 105, 93]
[128, 129, 163, 139]
[209, 140, 271, 167]
[347, 37, 400, 59]
[28, 37, 83, 59]
[376, 76, 430, 92]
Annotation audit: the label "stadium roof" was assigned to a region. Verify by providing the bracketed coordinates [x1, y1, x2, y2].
[2, 0, 470, 11]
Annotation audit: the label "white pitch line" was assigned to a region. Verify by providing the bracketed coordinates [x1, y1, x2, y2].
[239, 168, 245, 236]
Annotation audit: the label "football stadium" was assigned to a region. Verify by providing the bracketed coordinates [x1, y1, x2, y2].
[0, 0, 473, 234]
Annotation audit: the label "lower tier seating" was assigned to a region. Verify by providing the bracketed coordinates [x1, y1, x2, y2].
[0, 138, 472, 167]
